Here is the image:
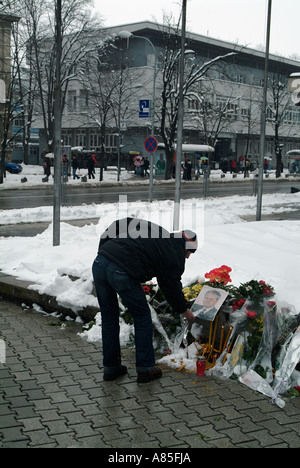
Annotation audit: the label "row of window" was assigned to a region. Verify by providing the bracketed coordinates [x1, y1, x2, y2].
[215, 71, 265, 86]
[187, 97, 300, 124]
[67, 90, 89, 113]
[62, 130, 118, 151]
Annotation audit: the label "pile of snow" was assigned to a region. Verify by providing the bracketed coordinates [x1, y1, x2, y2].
[1, 164, 299, 191]
[0, 164, 134, 189]
[0, 164, 299, 345]
[0, 192, 299, 343]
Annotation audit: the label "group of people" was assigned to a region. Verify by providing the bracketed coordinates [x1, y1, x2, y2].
[43, 153, 97, 181]
[219, 155, 251, 174]
[133, 155, 150, 177]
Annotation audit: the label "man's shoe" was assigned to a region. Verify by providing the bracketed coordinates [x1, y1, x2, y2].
[103, 365, 128, 381]
[137, 366, 162, 383]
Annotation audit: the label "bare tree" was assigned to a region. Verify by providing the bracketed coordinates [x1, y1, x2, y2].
[157, 21, 236, 179]
[11, 0, 42, 164]
[267, 74, 291, 177]
[0, 2, 21, 182]
[29, 0, 102, 152]
[0, 53, 23, 180]
[187, 79, 239, 149]
[79, 38, 144, 178]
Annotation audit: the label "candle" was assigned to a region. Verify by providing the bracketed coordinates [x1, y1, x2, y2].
[208, 317, 219, 359]
[208, 321, 213, 349]
[223, 326, 233, 351]
[219, 326, 224, 353]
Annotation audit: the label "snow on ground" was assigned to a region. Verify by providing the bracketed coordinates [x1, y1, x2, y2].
[0, 165, 300, 341]
[1, 163, 299, 190]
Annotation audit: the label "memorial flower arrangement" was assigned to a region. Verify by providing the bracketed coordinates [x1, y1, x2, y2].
[117, 264, 300, 406]
[139, 265, 300, 407]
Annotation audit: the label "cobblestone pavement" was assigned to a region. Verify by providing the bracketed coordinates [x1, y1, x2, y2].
[1, 299, 300, 449]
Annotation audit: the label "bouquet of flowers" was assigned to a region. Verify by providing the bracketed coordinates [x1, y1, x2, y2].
[147, 266, 300, 407]
[117, 264, 300, 406]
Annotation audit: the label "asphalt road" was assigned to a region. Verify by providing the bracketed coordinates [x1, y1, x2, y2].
[0, 179, 299, 237]
[0, 178, 298, 210]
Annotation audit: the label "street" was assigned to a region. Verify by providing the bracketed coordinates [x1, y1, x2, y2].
[0, 178, 299, 237]
[0, 178, 297, 210]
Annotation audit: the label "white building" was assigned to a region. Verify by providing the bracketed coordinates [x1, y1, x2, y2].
[31, 21, 300, 170]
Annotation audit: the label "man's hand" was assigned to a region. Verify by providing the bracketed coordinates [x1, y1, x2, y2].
[181, 308, 195, 322]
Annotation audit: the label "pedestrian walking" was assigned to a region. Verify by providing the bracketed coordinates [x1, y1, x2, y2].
[62, 154, 69, 179]
[143, 157, 150, 176]
[87, 155, 95, 179]
[92, 218, 198, 383]
[185, 158, 192, 180]
[43, 158, 51, 181]
[134, 155, 143, 177]
[71, 155, 80, 179]
[231, 159, 237, 174]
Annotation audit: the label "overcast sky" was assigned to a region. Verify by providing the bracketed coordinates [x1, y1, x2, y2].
[93, 0, 300, 59]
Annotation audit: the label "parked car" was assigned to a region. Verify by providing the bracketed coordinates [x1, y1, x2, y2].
[0, 160, 23, 174]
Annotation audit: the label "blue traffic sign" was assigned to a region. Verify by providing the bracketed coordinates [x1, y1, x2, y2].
[144, 136, 158, 153]
[139, 99, 150, 118]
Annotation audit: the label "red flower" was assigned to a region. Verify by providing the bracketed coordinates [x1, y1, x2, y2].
[205, 265, 232, 285]
[142, 285, 151, 293]
[232, 298, 245, 311]
[246, 310, 257, 319]
[267, 301, 276, 308]
[262, 285, 274, 296]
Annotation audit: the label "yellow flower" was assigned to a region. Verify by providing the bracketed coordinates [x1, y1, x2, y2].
[182, 283, 202, 301]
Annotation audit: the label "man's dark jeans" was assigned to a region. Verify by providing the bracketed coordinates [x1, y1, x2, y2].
[92, 254, 155, 374]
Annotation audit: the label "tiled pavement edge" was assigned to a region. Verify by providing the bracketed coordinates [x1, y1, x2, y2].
[1, 300, 300, 448]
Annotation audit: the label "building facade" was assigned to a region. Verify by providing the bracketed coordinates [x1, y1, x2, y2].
[29, 21, 300, 169]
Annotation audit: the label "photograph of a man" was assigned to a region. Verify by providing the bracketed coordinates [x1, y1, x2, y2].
[155, 153, 166, 176]
[191, 285, 228, 321]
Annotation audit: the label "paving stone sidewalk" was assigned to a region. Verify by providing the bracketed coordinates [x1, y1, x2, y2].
[1, 299, 300, 449]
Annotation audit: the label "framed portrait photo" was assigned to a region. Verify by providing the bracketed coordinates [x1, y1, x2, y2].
[191, 285, 229, 321]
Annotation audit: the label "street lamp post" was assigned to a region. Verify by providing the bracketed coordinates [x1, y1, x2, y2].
[173, 0, 187, 231]
[53, 0, 62, 246]
[256, 0, 272, 221]
[118, 30, 157, 202]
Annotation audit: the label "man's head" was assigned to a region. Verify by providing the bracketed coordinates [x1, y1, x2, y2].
[182, 230, 198, 258]
[203, 290, 221, 309]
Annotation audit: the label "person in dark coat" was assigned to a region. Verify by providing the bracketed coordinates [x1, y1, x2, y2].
[92, 218, 198, 383]
[71, 155, 80, 179]
[87, 155, 95, 179]
[185, 158, 192, 180]
[43, 158, 51, 181]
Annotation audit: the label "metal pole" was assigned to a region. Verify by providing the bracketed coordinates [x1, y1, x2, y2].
[133, 36, 157, 202]
[53, 0, 62, 246]
[256, 0, 272, 221]
[117, 87, 121, 182]
[118, 31, 157, 201]
[149, 44, 157, 203]
[173, 0, 187, 231]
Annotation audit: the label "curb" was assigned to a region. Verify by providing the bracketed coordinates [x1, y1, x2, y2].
[0, 273, 98, 322]
[1, 174, 299, 192]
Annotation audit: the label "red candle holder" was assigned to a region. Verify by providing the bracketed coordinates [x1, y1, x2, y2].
[196, 357, 206, 376]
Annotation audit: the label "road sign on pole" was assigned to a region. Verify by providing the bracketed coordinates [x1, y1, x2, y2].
[144, 136, 158, 153]
[139, 99, 150, 118]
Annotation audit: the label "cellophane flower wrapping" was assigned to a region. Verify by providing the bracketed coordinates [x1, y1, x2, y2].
[117, 267, 300, 407]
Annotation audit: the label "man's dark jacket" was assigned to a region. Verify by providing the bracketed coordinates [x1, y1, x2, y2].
[97, 218, 188, 314]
